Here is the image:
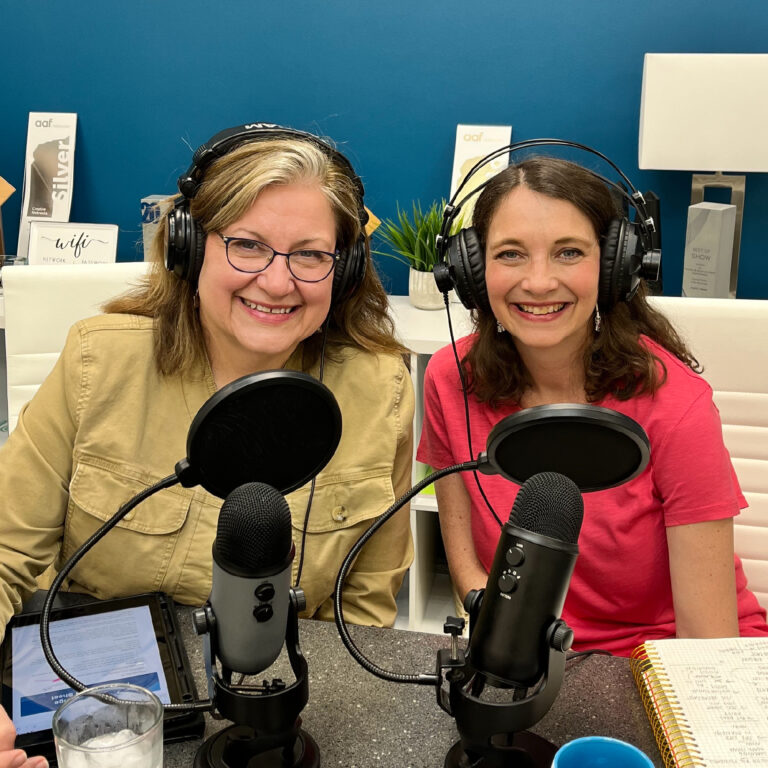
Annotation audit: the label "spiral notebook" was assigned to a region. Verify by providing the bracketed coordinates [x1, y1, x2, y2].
[630, 637, 768, 767]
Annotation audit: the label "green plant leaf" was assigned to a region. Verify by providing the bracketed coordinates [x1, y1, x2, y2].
[373, 198, 462, 272]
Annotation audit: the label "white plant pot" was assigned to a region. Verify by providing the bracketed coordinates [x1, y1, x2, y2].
[408, 267, 445, 310]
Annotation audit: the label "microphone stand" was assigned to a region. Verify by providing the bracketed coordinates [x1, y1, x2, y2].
[192, 590, 319, 768]
[335, 462, 573, 768]
[436, 596, 571, 768]
[39, 469, 318, 768]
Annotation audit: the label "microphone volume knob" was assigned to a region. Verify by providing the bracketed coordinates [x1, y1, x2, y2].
[253, 603, 274, 622]
[255, 582, 276, 602]
[505, 546, 525, 567]
[498, 571, 518, 594]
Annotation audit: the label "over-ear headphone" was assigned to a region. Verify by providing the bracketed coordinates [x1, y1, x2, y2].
[432, 139, 661, 312]
[165, 122, 368, 303]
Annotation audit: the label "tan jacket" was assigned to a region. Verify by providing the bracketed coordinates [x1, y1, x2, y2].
[0, 315, 414, 642]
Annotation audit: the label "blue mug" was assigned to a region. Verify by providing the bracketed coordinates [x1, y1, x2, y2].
[553, 736, 654, 767]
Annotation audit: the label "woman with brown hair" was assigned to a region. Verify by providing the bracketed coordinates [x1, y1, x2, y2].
[419, 155, 767, 656]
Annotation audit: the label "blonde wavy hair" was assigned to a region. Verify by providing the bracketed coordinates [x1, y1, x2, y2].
[105, 137, 405, 375]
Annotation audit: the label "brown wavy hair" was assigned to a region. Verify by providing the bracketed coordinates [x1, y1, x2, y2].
[104, 137, 406, 375]
[463, 156, 700, 406]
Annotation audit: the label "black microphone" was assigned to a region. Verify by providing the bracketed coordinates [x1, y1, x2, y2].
[467, 472, 584, 688]
[208, 482, 295, 675]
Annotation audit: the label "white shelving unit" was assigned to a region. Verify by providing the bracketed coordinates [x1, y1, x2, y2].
[388, 295, 474, 634]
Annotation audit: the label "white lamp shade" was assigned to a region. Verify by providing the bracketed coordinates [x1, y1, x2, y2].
[638, 53, 768, 172]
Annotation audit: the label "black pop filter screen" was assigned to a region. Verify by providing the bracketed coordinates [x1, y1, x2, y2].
[184, 370, 342, 499]
[485, 404, 650, 492]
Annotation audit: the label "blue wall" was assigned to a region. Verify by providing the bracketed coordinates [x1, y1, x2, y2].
[1, 1, 767, 297]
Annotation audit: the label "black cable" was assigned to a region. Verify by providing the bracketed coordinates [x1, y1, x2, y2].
[333, 461, 478, 685]
[442, 292, 503, 529]
[293, 319, 329, 589]
[39, 474, 213, 712]
[565, 648, 614, 668]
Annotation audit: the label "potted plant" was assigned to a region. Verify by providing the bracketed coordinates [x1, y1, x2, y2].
[374, 200, 460, 310]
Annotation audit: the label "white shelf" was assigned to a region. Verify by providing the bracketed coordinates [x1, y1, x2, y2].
[417, 572, 457, 635]
[412, 493, 438, 513]
[389, 295, 472, 355]
[389, 295, 472, 634]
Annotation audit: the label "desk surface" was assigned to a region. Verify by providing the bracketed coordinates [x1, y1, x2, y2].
[167, 610, 661, 768]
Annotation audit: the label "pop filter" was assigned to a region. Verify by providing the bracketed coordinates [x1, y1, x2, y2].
[175, 370, 342, 498]
[478, 403, 649, 492]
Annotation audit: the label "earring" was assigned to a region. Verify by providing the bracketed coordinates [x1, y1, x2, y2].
[193, 289, 200, 310]
[594, 306, 602, 334]
[496, 320, 506, 334]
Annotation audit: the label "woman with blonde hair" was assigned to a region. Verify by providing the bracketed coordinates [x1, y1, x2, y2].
[0, 124, 413, 669]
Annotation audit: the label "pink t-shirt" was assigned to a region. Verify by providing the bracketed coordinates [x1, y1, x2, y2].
[417, 334, 768, 656]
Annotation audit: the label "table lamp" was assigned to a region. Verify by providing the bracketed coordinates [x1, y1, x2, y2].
[638, 53, 768, 297]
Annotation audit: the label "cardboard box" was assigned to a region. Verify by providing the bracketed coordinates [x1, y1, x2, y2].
[0, 176, 16, 256]
[682, 202, 736, 298]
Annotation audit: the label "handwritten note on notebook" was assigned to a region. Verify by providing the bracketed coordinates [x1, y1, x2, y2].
[631, 637, 768, 767]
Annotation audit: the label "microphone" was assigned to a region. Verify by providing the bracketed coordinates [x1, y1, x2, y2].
[208, 482, 295, 675]
[467, 472, 584, 688]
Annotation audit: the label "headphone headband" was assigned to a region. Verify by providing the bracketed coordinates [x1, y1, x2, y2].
[437, 139, 655, 258]
[177, 122, 368, 227]
[433, 138, 662, 312]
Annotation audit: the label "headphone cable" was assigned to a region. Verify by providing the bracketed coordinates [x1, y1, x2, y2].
[442, 292, 504, 529]
[293, 318, 329, 589]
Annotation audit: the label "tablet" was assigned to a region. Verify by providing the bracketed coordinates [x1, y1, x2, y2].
[1, 592, 205, 761]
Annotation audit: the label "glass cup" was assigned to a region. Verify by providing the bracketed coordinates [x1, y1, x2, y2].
[52, 683, 163, 768]
[553, 736, 654, 767]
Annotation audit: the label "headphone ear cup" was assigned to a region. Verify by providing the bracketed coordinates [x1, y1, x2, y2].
[445, 227, 489, 311]
[600, 218, 642, 311]
[165, 201, 205, 283]
[185, 218, 206, 284]
[332, 235, 367, 304]
[599, 218, 623, 311]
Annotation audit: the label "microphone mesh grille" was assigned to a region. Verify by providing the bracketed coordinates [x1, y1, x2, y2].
[509, 472, 584, 544]
[215, 482, 292, 572]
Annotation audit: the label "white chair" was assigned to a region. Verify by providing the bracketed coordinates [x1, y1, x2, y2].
[648, 296, 768, 611]
[3, 262, 152, 433]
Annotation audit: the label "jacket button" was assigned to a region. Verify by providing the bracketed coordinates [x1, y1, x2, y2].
[332, 505, 347, 522]
[123, 510, 135, 521]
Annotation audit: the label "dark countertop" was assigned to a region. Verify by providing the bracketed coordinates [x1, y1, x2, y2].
[168, 610, 662, 768]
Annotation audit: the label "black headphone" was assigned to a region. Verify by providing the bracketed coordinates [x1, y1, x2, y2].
[432, 139, 661, 312]
[165, 122, 368, 303]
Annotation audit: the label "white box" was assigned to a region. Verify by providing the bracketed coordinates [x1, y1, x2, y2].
[28, 221, 118, 265]
[17, 112, 78, 258]
[450, 124, 513, 222]
[682, 202, 736, 298]
[141, 194, 175, 261]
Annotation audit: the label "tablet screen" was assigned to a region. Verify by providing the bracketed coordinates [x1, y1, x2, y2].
[11, 603, 171, 735]
[0, 592, 204, 758]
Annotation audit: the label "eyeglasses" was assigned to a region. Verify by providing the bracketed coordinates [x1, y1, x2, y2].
[217, 233, 339, 282]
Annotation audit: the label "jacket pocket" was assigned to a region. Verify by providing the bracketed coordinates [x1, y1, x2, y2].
[62, 456, 193, 594]
[68, 457, 190, 533]
[287, 470, 396, 534]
